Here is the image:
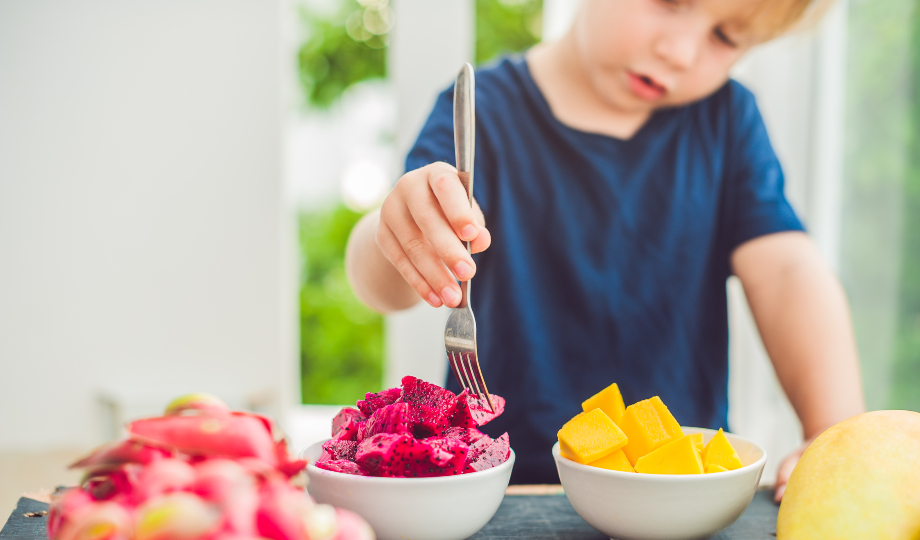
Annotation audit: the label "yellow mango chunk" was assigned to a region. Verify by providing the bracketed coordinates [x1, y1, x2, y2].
[705, 463, 729, 474]
[588, 448, 635, 472]
[620, 397, 684, 464]
[558, 408, 628, 464]
[635, 435, 704, 475]
[701, 429, 743, 471]
[582, 383, 626, 426]
[690, 433, 703, 451]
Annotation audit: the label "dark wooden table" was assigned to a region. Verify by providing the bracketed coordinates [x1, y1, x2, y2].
[2, 488, 778, 539]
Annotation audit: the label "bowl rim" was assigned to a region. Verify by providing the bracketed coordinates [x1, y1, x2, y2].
[553, 426, 767, 481]
[302, 438, 516, 484]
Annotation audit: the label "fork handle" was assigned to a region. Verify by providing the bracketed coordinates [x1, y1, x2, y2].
[453, 63, 475, 309]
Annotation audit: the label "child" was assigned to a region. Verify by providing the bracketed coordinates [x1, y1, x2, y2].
[345, 0, 864, 500]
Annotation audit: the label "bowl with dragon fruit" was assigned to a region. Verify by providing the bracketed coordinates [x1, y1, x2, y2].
[303, 376, 515, 540]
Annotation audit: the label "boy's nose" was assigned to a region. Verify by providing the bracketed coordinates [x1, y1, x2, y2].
[653, 29, 704, 71]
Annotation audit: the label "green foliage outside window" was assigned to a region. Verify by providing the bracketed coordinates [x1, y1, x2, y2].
[298, 0, 543, 404]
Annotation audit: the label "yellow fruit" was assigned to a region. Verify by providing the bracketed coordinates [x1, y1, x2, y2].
[582, 383, 626, 426]
[777, 411, 920, 540]
[689, 432, 703, 451]
[558, 409, 628, 464]
[700, 429, 743, 471]
[705, 463, 729, 474]
[588, 448, 635, 472]
[634, 435, 703, 475]
[620, 397, 683, 464]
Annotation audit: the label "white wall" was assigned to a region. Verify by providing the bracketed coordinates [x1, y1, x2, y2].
[0, 0, 298, 450]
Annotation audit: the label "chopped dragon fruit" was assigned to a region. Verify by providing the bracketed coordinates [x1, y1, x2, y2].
[315, 460, 366, 475]
[442, 426, 489, 446]
[357, 401, 412, 441]
[331, 408, 365, 441]
[319, 440, 358, 463]
[452, 389, 506, 428]
[465, 433, 511, 473]
[397, 376, 458, 438]
[355, 433, 469, 477]
[356, 387, 402, 417]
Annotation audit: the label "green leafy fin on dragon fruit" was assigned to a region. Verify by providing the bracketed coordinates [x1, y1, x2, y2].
[396, 376, 458, 438]
[331, 408, 366, 441]
[357, 402, 412, 441]
[355, 433, 469, 477]
[356, 387, 402, 417]
[464, 432, 511, 473]
[451, 389, 506, 428]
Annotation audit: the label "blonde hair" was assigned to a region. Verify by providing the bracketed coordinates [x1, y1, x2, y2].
[747, 0, 837, 42]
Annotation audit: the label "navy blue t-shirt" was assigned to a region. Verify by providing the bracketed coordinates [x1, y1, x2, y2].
[406, 57, 804, 483]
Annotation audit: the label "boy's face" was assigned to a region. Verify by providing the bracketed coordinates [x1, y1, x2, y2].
[574, 0, 765, 114]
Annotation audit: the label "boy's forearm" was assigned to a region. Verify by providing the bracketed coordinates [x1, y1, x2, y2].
[345, 209, 420, 313]
[733, 232, 865, 440]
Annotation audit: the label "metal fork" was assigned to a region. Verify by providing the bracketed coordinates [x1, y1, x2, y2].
[445, 62, 495, 413]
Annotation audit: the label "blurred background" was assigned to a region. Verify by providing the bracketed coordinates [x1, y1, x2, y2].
[0, 0, 918, 512]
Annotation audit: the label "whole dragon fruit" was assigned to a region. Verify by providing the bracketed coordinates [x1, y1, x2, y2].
[49, 393, 374, 540]
[316, 377, 510, 478]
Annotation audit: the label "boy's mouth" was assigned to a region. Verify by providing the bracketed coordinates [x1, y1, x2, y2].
[626, 71, 667, 101]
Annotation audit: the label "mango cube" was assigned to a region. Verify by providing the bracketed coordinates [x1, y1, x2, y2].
[690, 433, 703, 451]
[620, 396, 684, 464]
[582, 383, 626, 426]
[705, 463, 729, 474]
[701, 429, 743, 471]
[635, 435, 704, 475]
[558, 408, 628, 464]
[588, 448, 635, 472]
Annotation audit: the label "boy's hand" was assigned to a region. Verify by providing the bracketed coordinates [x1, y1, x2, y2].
[376, 162, 491, 308]
[773, 436, 816, 503]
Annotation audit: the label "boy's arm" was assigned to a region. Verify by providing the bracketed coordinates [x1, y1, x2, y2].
[731, 231, 865, 501]
[346, 209, 420, 313]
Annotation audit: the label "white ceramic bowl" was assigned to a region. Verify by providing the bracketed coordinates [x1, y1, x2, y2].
[302, 439, 515, 540]
[553, 427, 766, 540]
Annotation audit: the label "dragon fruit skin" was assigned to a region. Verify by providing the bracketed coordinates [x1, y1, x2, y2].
[451, 390, 506, 428]
[356, 387, 402, 417]
[397, 376, 458, 438]
[355, 433, 469, 478]
[53, 393, 373, 540]
[357, 402, 411, 441]
[464, 433, 511, 473]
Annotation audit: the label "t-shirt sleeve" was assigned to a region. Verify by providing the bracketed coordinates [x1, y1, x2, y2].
[722, 81, 805, 254]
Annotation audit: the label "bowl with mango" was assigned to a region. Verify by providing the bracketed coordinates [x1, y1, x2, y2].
[553, 383, 767, 540]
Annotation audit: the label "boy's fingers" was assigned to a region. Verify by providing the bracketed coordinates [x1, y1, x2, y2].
[381, 198, 463, 307]
[404, 180, 477, 282]
[376, 221, 442, 308]
[470, 224, 491, 255]
[426, 163, 479, 241]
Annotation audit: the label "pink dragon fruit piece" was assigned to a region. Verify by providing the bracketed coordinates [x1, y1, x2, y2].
[69, 439, 171, 470]
[51, 500, 132, 540]
[451, 390, 506, 428]
[356, 387, 402, 417]
[130, 457, 196, 504]
[442, 426, 488, 446]
[193, 459, 259, 537]
[134, 492, 221, 540]
[314, 460, 366, 476]
[397, 376, 459, 437]
[273, 439, 308, 478]
[357, 402, 411, 441]
[355, 433, 469, 477]
[319, 440, 358, 462]
[128, 413, 277, 466]
[332, 508, 375, 540]
[464, 432, 511, 473]
[331, 408, 366, 440]
[47, 488, 94, 539]
[255, 478, 314, 540]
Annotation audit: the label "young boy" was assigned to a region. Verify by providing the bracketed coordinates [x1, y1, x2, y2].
[345, 0, 864, 500]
